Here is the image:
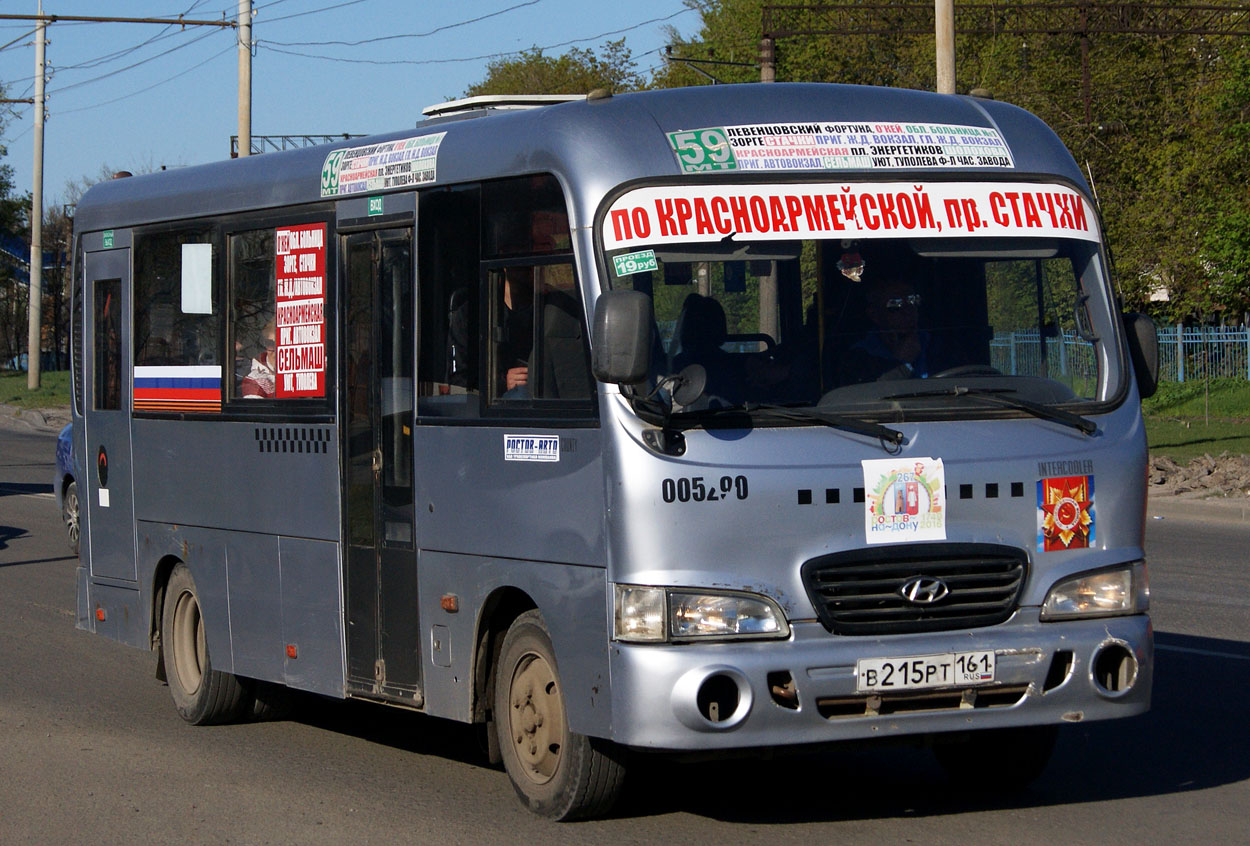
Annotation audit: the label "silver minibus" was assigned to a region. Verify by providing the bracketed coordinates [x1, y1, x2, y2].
[72, 83, 1158, 819]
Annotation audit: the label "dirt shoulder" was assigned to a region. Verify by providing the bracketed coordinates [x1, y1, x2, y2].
[0, 403, 71, 433]
[1149, 453, 1250, 500]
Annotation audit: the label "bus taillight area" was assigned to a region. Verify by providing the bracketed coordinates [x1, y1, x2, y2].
[605, 613, 1152, 750]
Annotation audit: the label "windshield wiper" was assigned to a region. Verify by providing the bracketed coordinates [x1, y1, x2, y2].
[882, 386, 1097, 435]
[739, 402, 905, 446]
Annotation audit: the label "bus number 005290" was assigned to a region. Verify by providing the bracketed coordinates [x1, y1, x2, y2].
[661, 475, 748, 503]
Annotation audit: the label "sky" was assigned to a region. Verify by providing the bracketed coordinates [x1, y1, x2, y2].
[0, 0, 702, 207]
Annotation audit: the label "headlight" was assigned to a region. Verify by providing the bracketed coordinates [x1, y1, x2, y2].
[1040, 561, 1149, 621]
[614, 584, 789, 643]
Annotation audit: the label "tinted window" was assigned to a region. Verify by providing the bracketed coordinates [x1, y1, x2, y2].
[133, 229, 218, 369]
[93, 278, 122, 411]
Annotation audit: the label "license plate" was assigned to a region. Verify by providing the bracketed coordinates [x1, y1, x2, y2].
[856, 651, 996, 693]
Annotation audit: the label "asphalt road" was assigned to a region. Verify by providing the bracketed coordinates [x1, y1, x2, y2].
[1, 417, 1248, 844]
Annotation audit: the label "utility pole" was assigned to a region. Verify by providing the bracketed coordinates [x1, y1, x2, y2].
[760, 37, 775, 83]
[4, 9, 237, 389]
[27, 1, 45, 390]
[238, 0, 252, 157]
[934, 0, 956, 94]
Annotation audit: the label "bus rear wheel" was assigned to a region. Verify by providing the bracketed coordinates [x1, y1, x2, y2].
[493, 610, 625, 820]
[161, 564, 248, 725]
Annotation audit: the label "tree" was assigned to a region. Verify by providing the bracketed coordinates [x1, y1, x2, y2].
[465, 39, 647, 97]
[0, 100, 31, 369]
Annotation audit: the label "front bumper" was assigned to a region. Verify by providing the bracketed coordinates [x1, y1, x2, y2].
[606, 611, 1151, 750]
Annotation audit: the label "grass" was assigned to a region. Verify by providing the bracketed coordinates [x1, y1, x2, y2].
[0, 369, 72, 410]
[1143, 378, 1250, 462]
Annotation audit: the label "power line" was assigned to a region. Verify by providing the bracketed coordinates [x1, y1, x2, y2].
[55, 43, 235, 115]
[259, 6, 695, 65]
[255, 0, 370, 24]
[263, 0, 544, 46]
[51, 26, 224, 95]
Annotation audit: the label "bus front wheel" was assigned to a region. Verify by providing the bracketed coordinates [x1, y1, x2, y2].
[493, 610, 625, 820]
[161, 564, 248, 725]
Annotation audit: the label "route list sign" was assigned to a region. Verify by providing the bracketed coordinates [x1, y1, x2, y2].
[667, 122, 1014, 173]
[274, 223, 327, 398]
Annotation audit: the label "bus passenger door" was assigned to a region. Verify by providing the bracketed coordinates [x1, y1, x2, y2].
[83, 245, 137, 582]
[342, 228, 420, 703]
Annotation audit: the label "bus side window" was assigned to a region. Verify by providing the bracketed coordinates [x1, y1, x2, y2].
[418, 185, 482, 418]
[133, 229, 218, 371]
[487, 261, 592, 404]
[229, 229, 277, 399]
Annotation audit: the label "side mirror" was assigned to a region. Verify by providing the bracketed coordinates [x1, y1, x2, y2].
[1122, 312, 1159, 399]
[592, 290, 652, 384]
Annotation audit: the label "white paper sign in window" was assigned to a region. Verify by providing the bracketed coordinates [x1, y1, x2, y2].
[180, 243, 213, 314]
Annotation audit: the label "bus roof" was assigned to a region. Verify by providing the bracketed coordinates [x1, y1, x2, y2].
[73, 82, 1086, 235]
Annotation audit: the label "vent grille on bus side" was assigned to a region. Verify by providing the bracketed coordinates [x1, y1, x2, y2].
[255, 427, 330, 454]
[801, 543, 1027, 636]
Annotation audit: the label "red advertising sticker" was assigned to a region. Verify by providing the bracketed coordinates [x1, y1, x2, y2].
[274, 223, 327, 398]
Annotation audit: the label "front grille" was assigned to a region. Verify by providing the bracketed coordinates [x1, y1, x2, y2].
[801, 543, 1027, 635]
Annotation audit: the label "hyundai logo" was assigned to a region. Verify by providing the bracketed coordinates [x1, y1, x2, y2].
[899, 576, 950, 604]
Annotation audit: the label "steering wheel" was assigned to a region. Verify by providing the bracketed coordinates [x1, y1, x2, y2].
[932, 364, 1002, 378]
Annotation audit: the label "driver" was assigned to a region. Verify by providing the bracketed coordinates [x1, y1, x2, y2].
[839, 278, 931, 383]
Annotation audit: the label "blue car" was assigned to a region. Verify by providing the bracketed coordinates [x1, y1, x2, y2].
[54, 423, 79, 556]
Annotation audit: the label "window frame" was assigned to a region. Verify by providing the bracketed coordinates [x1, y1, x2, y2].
[129, 204, 336, 422]
[415, 174, 599, 427]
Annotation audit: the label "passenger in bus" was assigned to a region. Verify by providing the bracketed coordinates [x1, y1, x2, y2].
[497, 266, 536, 398]
[839, 278, 931, 383]
[241, 320, 278, 398]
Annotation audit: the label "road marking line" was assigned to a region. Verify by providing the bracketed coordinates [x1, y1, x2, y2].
[1157, 644, 1250, 662]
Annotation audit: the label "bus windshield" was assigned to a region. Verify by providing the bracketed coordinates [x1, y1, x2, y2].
[602, 183, 1123, 421]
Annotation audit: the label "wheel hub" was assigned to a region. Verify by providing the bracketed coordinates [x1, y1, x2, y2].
[508, 652, 564, 784]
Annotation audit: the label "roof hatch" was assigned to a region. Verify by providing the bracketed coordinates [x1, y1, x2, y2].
[421, 94, 585, 119]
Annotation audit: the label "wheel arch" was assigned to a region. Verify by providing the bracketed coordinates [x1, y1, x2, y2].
[471, 586, 538, 726]
[150, 553, 184, 680]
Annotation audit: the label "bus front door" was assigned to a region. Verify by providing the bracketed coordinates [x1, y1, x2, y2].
[342, 228, 421, 703]
[83, 245, 137, 582]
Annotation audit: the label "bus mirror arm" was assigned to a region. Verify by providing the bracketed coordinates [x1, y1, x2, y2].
[592, 290, 653, 385]
[1122, 312, 1159, 400]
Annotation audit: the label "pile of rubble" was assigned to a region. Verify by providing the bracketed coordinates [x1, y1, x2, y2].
[1149, 453, 1250, 499]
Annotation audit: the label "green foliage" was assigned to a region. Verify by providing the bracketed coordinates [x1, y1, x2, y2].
[1143, 379, 1250, 459]
[465, 39, 647, 96]
[0, 368, 70, 408]
[1145, 418, 1250, 462]
[1143, 376, 1250, 419]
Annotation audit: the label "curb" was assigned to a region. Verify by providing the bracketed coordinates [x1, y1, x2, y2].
[1147, 494, 1250, 524]
[0, 403, 70, 434]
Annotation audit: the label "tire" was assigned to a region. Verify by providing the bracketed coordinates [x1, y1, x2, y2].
[62, 480, 80, 557]
[161, 564, 249, 725]
[933, 725, 1058, 790]
[493, 610, 626, 820]
[245, 679, 294, 721]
